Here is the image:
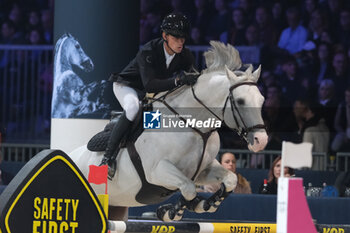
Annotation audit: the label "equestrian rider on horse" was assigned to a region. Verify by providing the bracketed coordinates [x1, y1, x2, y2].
[100, 13, 199, 178]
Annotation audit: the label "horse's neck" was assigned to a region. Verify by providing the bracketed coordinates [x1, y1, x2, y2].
[54, 39, 72, 76]
[156, 72, 229, 131]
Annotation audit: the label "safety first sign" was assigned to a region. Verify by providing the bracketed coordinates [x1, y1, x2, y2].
[0, 150, 107, 233]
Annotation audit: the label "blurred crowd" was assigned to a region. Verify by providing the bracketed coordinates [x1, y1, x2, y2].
[0, 0, 54, 45]
[0, 0, 350, 155]
[141, 0, 350, 154]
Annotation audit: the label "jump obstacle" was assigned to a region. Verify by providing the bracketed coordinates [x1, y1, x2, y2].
[107, 220, 350, 233]
[0, 149, 350, 233]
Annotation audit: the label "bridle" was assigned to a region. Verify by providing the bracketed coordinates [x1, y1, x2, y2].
[146, 80, 266, 143]
[191, 81, 266, 143]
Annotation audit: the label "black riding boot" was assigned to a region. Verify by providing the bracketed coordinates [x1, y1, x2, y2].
[100, 112, 132, 180]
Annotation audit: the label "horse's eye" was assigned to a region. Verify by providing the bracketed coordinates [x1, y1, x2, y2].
[75, 44, 80, 49]
[236, 98, 245, 105]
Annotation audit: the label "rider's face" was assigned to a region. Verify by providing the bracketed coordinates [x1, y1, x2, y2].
[163, 32, 185, 55]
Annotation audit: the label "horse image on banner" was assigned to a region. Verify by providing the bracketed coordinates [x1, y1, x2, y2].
[52, 33, 109, 118]
[70, 41, 268, 221]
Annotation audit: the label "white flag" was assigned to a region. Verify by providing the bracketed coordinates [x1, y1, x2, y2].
[282, 141, 313, 169]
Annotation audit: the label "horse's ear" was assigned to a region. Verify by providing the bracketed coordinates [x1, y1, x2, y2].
[245, 64, 253, 75]
[252, 65, 261, 82]
[225, 65, 236, 80]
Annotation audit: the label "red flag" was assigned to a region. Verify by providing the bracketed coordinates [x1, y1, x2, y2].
[88, 165, 108, 185]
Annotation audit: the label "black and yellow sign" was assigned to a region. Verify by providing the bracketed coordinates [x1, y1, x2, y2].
[0, 150, 107, 233]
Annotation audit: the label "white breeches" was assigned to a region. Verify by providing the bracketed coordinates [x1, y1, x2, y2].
[113, 83, 140, 121]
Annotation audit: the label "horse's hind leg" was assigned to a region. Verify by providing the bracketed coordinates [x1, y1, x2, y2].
[148, 159, 197, 221]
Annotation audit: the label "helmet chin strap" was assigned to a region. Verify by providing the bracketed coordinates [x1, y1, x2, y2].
[163, 35, 178, 55]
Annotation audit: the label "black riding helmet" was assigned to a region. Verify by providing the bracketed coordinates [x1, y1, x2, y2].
[160, 13, 190, 39]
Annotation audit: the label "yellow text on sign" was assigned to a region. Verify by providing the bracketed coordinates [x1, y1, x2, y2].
[212, 223, 276, 233]
[151, 225, 175, 233]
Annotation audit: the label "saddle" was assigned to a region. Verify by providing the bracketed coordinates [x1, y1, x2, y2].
[87, 103, 176, 204]
[87, 108, 144, 152]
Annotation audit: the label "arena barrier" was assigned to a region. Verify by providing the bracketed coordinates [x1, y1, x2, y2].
[108, 220, 350, 233]
[109, 220, 276, 233]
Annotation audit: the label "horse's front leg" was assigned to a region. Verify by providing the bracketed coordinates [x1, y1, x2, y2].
[194, 160, 237, 213]
[148, 159, 197, 221]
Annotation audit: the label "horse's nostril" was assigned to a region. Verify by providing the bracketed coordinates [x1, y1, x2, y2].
[81, 59, 94, 71]
[254, 137, 259, 144]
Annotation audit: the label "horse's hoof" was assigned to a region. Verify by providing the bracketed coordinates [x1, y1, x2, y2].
[203, 197, 222, 213]
[186, 195, 205, 212]
[193, 200, 206, 213]
[156, 204, 175, 222]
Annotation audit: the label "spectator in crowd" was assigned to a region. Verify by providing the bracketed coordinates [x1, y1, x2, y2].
[264, 86, 299, 148]
[7, 3, 25, 39]
[317, 79, 338, 133]
[140, 15, 153, 45]
[40, 9, 53, 44]
[220, 8, 247, 45]
[307, 8, 329, 45]
[263, 96, 284, 150]
[1, 20, 17, 44]
[170, 0, 193, 16]
[302, 0, 318, 27]
[0, 20, 24, 69]
[258, 156, 294, 194]
[320, 30, 334, 44]
[277, 55, 303, 105]
[26, 10, 41, 32]
[316, 42, 333, 84]
[322, 0, 343, 31]
[237, 0, 255, 24]
[335, 9, 350, 49]
[254, 6, 278, 47]
[189, 0, 213, 41]
[140, 12, 162, 44]
[293, 98, 330, 169]
[332, 87, 350, 152]
[140, 0, 158, 17]
[296, 41, 318, 78]
[258, 69, 276, 95]
[188, 27, 206, 45]
[244, 24, 260, 46]
[271, 2, 287, 35]
[202, 152, 252, 194]
[206, 0, 230, 41]
[278, 7, 308, 54]
[329, 51, 349, 100]
[27, 28, 44, 45]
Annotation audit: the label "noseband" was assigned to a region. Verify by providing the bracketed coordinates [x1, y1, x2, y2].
[191, 81, 266, 143]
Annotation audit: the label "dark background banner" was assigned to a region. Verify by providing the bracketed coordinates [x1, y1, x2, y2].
[53, 0, 139, 119]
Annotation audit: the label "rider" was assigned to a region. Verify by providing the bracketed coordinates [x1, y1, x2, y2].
[100, 13, 199, 178]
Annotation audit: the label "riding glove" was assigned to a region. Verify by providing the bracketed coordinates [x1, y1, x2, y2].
[175, 71, 199, 86]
